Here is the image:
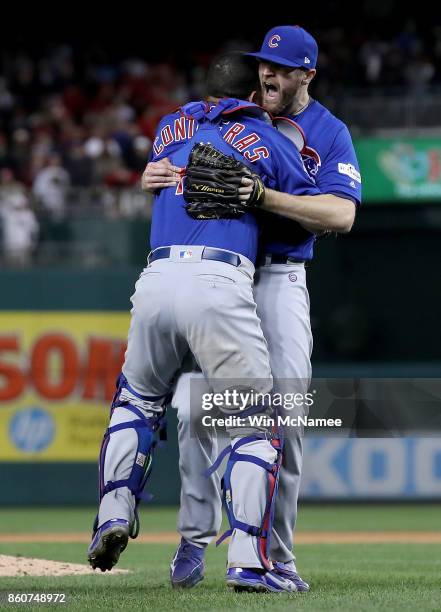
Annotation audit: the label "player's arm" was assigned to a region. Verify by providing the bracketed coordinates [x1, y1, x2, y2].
[241, 123, 360, 233]
[140, 115, 183, 192]
[141, 158, 182, 192]
[257, 189, 355, 233]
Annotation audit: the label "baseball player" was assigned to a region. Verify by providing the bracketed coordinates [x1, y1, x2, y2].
[142, 26, 361, 591]
[88, 52, 321, 593]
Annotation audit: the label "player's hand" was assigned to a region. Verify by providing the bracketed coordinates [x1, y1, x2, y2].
[238, 177, 254, 202]
[141, 158, 183, 192]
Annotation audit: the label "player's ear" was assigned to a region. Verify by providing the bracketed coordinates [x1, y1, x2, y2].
[302, 69, 316, 86]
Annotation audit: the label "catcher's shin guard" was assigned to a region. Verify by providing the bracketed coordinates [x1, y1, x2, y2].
[94, 373, 168, 539]
[206, 432, 283, 570]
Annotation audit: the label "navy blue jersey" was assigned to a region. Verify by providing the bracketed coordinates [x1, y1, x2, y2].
[150, 99, 319, 263]
[262, 99, 362, 260]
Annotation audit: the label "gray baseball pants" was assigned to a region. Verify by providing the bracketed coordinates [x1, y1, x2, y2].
[96, 245, 276, 568]
[174, 261, 312, 564]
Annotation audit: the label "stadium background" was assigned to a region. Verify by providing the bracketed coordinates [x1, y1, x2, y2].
[1, 6, 441, 509]
[1, 6, 440, 609]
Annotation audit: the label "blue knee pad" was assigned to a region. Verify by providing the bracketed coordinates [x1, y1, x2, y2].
[96, 373, 169, 538]
[206, 432, 283, 570]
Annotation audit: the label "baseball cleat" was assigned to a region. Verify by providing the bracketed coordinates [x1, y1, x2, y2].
[87, 518, 130, 572]
[226, 567, 297, 593]
[170, 538, 205, 588]
[273, 561, 310, 592]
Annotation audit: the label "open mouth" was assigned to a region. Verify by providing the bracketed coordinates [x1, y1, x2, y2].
[263, 81, 279, 99]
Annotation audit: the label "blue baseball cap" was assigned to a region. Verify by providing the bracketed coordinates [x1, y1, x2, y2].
[247, 25, 318, 69]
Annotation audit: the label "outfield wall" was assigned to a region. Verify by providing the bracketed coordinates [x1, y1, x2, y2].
[1, 212, 440, 504]
[301, 437, 441, 499]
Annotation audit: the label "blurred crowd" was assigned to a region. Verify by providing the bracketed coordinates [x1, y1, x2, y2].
[320, 21, 440, 90]
[0, 20, 441, 264]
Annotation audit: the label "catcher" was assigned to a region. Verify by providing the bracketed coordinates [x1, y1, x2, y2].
[143, 27, 360, 593]
[88, 52, 320, 593]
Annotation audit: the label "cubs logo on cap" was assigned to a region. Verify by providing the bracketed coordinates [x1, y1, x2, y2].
[268, 34, 281, 48]
[247, 25, 318, 70]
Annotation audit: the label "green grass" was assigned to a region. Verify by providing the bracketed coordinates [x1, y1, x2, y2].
[296, 503, 441, 532]
[0, 504, 440, 533]
[0, 506, 441, 610]
[0, 542, 440, 611]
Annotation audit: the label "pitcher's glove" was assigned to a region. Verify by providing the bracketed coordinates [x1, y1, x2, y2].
[183, 143, 265, 219]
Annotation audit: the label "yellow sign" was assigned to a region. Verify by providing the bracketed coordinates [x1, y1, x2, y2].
[0, 312, 130, 461]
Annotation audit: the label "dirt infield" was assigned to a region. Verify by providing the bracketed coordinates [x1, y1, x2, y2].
[1, 531, 441, 544]
[0, 555, 130, 577]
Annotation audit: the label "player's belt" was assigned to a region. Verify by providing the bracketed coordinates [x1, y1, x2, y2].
[258, 254, 306, 266]
[149, 246, 241, 267]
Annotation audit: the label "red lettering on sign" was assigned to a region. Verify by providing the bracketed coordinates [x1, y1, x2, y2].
[31, 334, 79, 400]
[428, 150, 441, 182]
[0, 337, 26, 401]
[82, 338, 126, 401]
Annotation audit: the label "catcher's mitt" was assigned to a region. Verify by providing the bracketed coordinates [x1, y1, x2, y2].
[183, 143, 265, 219]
